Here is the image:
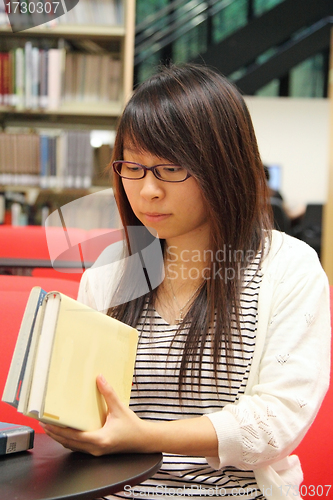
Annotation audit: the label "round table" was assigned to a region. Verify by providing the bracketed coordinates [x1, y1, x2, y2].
[0, 433, 163, 500]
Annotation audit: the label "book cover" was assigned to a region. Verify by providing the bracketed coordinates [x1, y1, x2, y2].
[0, 422, 34, 455]
[3, 290, 139, 432]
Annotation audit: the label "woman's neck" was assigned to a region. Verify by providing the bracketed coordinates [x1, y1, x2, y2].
[164, 231, 211, 288]
[154, 232, 211, 325]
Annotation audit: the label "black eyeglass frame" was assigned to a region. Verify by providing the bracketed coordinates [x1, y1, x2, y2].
[112, 160, 192, 183]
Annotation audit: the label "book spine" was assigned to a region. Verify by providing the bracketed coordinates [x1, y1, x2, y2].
[39, 49, 49, 109]
[2, 287, 47, 407]
[16, 288, 47, 404]
[47, 49, 64, 111]
[31, 47, 39, 109]
[49, 136, 57, 188]
[2, 52, 9, 106]
[0, 52, 3, 106]
[9, 50, 15, 106]
[39, 135, 49, 188]
[24, 41, 33, 109]
[15, 47, 25, 110]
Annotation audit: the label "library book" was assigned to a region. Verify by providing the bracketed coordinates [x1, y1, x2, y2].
[2, 287, 138, 431]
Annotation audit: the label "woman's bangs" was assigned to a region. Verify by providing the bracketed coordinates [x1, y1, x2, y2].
[120, 89, 181, 162]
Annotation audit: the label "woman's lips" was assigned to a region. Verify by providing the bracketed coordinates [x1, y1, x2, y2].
[143, 213, 171, 223]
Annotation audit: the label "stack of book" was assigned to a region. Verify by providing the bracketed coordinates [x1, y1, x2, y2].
[2, 288, 138, 431]
[0, 132, 40, 186]
[0, 130, 95, 188]
[64, 53, 122, 105]
[0, 44, 123, 110]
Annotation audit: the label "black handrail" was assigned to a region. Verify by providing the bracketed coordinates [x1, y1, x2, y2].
[235, 16, 333, 94]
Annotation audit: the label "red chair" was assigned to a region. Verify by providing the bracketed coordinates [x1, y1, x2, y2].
[0, 275, 80, 432]
[0, 225, 123, 281]
[0, 225, 54, 260]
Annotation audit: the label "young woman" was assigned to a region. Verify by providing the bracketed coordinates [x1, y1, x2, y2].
[41, 64, 331, 500]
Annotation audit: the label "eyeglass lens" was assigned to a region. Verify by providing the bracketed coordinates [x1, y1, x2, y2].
[114, 162, 189, 182]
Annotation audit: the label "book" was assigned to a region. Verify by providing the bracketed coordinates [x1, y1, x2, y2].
[2, 287, 47, 408]
[0, 129, 95, 188]
[0, 422, 34, 455]
[47, 48, 65, 110]
[0, 46, 123, 112]
[2, 288, 139, 431]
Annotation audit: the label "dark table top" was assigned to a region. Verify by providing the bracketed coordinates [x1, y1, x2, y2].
[0, 433, 163, 500]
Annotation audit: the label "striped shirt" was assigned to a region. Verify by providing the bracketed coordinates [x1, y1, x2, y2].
[111, 256, 265, 500]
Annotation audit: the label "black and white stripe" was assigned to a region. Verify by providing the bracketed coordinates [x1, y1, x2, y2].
[112, 256, 265, 500]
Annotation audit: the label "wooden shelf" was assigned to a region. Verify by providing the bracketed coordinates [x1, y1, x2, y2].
[0, 112, 121, 129]
[0, 24, 126, 39]
[0, 185, 110, 193]
[1, 101, 123, 113]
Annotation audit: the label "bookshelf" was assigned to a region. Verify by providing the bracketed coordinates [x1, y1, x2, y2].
[0, 0, 135, 225]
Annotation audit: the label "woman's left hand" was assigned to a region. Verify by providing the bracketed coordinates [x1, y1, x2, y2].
[40, 374, 149, 456]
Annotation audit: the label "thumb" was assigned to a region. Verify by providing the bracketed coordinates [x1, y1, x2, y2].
[96, 374, 120, 411]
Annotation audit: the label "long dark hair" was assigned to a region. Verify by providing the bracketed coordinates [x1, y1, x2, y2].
[107, 63, 272, 395]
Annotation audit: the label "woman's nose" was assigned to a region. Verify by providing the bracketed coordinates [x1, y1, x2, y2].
[139, 171, 165, 200]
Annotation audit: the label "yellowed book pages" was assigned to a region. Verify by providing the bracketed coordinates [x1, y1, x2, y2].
[28, 292, 138, 431]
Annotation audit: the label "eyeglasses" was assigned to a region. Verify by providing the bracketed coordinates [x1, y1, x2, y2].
[113, 161, 191, 183]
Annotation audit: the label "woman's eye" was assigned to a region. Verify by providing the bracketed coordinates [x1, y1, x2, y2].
[163, 166, 183, 173]
[123, 164, 141, 172]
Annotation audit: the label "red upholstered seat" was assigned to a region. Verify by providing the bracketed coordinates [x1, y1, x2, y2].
[0, 275, 80, 294]
[0, 225, 52, 260]
[0, 225, 123, 281]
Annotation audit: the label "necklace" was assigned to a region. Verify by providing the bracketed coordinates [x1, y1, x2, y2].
[167, 273, 203, 324]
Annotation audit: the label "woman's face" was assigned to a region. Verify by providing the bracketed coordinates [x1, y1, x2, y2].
[121, 144, 210, 247]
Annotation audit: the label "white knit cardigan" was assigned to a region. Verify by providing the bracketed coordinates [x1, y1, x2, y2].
[77, 230, 331, 500]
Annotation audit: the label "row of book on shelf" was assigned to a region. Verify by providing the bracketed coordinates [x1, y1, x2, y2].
[0, 130, 99, 189]
[0, 0, 123, 27]
[0, 43, 123, 109]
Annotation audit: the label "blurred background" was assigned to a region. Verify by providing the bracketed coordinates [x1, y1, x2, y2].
[0, 0, 332, 280]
